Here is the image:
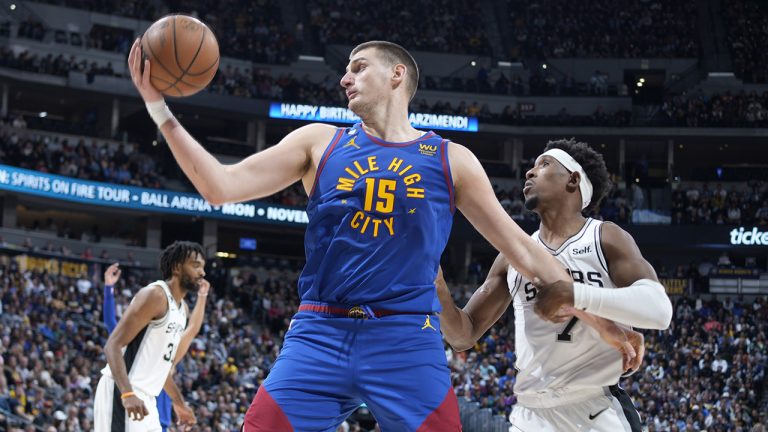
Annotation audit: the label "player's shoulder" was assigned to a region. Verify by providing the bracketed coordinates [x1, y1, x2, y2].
[598, 220, 641, 254]
[135, 283, 169, 306]
[282, 123, 340, 149]
[298, 122, 341, 139]
[599, 221, 634, 243]
[127, 283, 168, 319]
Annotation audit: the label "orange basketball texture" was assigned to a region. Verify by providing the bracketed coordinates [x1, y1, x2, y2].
[140, 15, 220, 97]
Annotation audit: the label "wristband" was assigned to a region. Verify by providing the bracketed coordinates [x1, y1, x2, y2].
[121, 392, 136, 399]
[145, 100, 173, 127]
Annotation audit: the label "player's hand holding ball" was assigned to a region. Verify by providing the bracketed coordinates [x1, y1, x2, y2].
[127, 15, 219, 127]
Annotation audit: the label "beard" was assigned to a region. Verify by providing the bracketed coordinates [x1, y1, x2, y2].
[180, 273, 200, 293]
[524, 195, 539, 211]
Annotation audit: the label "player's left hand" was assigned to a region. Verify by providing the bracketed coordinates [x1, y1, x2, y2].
[197, 278, 210, 298]
[532, 278, 575, 322]
[172, 400, 197, 430]
[623, 329, 645, 372]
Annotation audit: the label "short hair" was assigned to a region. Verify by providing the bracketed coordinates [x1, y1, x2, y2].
[543, 138, 612, 213]
[159, 241, 205, 279]
[351, 41, 419, 101]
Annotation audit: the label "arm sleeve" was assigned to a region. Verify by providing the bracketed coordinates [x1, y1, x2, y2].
[573, 279, 673, 330]
[103, 284, 117, 333]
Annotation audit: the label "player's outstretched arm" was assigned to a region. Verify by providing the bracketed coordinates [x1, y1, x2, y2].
[449, 143, 566, 285]
[437, 255, 512, 351]
[174, 280, 210, 364]
[127, 38, 336, 205]
[535, 222, 672, 329]
[104, 285, 167, 422]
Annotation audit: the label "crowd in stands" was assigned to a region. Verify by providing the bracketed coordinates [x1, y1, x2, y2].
[16, 18, 46, 41]
[658, 91, 768, 128]
[0, 46, 121, 81]
[725, 0, 768, 84]
[166, 0, 296, 64]
[306, 0, 491, 55]
[36, 0, 158, 20]
[29, 0, 296, 65]
[672, 182, 768, 225]
[1, 231, 767, 430]
[0, 124, 164, 190]
[504, 0, 699, 59]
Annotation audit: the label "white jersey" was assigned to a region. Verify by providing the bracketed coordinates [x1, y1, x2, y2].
[508, 218, 627, 396]
[102, 280, 187, 396]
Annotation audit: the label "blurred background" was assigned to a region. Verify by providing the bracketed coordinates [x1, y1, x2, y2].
[0, 0, 766, 430]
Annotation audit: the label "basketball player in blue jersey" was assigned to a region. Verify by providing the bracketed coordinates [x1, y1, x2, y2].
[128, 38, 575, 431]
[101, 262, 209, 431]
[436, 139, 673, 432]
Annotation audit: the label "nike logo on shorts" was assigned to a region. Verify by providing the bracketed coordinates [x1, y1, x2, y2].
[589, 407, 609, 420]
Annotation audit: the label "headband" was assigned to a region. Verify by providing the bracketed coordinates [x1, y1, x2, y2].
[537, 148, 593, 210]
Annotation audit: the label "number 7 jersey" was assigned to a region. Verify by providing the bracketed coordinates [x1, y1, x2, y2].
[507, 218, 626, 396]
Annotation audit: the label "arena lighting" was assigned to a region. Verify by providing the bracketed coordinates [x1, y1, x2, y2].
[216, 252, 238, 258]
[636, 82, 643, 87]
[38, 111, 47, 117]
[639, 78, 645, 83]
[298, 55, 324, 62]
[10, 4, 16, 10]
[470, 60, 476, 66]
[542, 63, 547, 69]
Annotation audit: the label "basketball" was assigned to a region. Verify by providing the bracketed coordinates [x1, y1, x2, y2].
[140, 15, 219, 97]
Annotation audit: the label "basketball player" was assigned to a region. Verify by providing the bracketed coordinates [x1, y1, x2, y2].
[436, 139, 673, 432]
[94, 242, 204, 431]
[128, 39, 572, 431]
[102, 261, 209, 431]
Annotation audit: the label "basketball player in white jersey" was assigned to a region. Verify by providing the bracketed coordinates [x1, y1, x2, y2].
[94, 241, 205, 431]
[437, 139, 673, 432]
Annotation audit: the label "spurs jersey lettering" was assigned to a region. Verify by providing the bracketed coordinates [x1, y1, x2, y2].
[101, 281, 187, 396]
[508, 218, 627, 396]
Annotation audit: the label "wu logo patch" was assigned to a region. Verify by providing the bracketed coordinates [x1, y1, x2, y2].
[418, 144, 437, 157]
[344, 138, 360, 149]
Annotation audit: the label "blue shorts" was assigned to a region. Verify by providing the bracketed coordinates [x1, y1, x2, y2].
[157, 390, 171, 430]
[242, 311, 460, 431]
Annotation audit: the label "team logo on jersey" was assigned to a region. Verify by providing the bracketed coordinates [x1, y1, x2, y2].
[343, 138, 360, 149]
[571, 245, 592, 255]
[418, 144, 437, 157]
[421, 315, 436, 331]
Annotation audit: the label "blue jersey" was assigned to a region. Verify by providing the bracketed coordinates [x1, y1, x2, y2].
[299, 122, 454, 313]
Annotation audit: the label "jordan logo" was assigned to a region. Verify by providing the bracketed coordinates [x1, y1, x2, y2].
[421, 315, 436, 331]
[588, 407, 608, 420]
[344, 138, 360, 149]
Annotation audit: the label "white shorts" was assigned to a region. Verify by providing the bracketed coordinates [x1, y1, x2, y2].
[509, 385, 641, 432]
[94, 375, 161, 432]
